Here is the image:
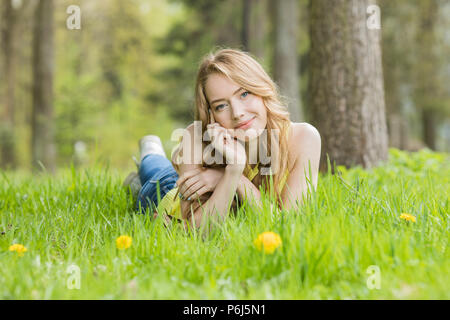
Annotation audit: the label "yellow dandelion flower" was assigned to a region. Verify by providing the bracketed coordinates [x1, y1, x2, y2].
[116, 235, 132, 250]
[253, 231, 282, 254]
[9, 244, 28, 257]
[400, 213, 416, 223]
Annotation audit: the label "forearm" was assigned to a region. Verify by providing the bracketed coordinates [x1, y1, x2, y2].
[236, 175, 261, 204]
[191, 165, 244, 232]
[236, 175, 276, 212]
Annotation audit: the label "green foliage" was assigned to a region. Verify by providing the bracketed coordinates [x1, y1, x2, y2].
[0, 149, 448, 299]
[2, 0, 449, 173]
[51, 0, 184, 168]
[154, 0, 245, 122]
[380, 0, 450, 149]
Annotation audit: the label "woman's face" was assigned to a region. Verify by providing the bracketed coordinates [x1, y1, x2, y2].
[205, 73, 267, 142]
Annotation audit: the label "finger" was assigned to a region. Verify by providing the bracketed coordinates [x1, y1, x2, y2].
[180, 196, 202, 219]
[218, 126, 234, 141]
[182, 180, 204, 200]
[179, 175, 200, 197]
[207, 123, 225, 137]
[212, 130, 225, 153]
[222, 130, 235, 148]
[186, 197, 203, 215]
[207, 123, 221, 131]
[222, 129, 233, 144]
[176, 168, 202, 188]
[203, 149, 213, 164]
[189, 185, 210, 201]
[207, 126, 222, 145]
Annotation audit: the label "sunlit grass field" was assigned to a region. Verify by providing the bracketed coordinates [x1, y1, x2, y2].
[0, 149, 448, 299]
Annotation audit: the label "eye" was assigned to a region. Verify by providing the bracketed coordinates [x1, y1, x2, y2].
[215, 103, 227, 111]
[241, 91, 250, 98]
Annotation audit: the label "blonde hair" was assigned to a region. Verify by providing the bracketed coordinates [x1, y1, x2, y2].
[192, 48, 292, 205]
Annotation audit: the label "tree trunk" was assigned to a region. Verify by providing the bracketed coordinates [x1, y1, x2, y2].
[309, 0, 388, 172]
[388, 114, 409, 150]
[384, 58, 408, 150]
[31, 0, 56, 173]
[242, 0, 250, 51]
[415, 0, 439, 150]
[380, 0, 409, 151]
[422, 108, 436, 150]
[1, 0, 17, 170]
[245, 0, 267, 60]
[273, 0, 303, 122]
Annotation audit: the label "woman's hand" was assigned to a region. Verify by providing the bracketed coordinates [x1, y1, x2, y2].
[207, 122, 247, 167]
[176, 166, 226, 201]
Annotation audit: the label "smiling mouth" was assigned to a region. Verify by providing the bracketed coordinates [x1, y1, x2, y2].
[235, 117, 255, 129]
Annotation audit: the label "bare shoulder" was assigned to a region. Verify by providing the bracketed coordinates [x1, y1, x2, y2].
[288, 122, 321, 161]
[289, 122, 321, 147]
[290, 122, 320, 141]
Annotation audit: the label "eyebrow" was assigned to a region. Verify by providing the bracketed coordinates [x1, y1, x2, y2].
[210, 87, 243, 105]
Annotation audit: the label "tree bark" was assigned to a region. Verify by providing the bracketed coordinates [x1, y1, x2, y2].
[1, 0, 18, 170]
[415, 0, 439, 150]
[380, 0, 410, 151]
[244, 0, 267, 61]
[31, 0, 56, 173]
[309, 0, 388, 172]
[242, 0, 250, 51]
[422, 108, 436, 150]
[273, 0, 303, 122]
[387, 114, 409, 150]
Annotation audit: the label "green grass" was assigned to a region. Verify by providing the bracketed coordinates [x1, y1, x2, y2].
[0, 149, 448, 299]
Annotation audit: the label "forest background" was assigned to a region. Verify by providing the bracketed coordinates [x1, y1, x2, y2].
[0, 0, 449, 173]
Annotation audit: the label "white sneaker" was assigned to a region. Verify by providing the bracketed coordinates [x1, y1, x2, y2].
[139, 135, 166, 162]
[122, 171, 142, 202]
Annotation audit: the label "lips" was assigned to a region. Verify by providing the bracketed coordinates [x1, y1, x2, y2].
[235, 117, 255, 129]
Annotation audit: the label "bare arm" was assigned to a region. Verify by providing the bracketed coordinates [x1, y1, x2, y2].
[280, 124, 321, 211]
[171, 123, 206, 222]
[190, 165, 244, 234]
[188, 117, 248, 235]
[236, 175, 261, 204]
[173, 123, 246, 234]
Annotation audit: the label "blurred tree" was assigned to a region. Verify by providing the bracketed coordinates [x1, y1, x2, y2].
[158, 0, 274, 125]
[50, 0, 176, 168]
[0, 0, 19, 170]
[156, 0, 242, 123]
[242, 0, 250, 51]
[309, 0, 388, 171]
[380, 0, 412, 150]
[242, 0, 269, 57]
[31, 0, 56, 173]
[413, 0, 442, 150]
[7, 0, 36, 169]
[246, 0, 268, 60]
[381, 0, 449, 151]
[297, 0, 312, 122]
[272, 0, 303, 122]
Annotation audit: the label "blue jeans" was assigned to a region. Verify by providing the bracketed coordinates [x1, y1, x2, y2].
[136, 154, 179, 214]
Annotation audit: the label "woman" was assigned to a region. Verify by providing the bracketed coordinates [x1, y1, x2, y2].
[125, 48, 321, 233]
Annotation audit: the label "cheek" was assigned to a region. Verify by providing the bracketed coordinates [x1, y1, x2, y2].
[259, 107, 267, 121]
[252, 98, 267, 123]
[216, 116, 232, 129]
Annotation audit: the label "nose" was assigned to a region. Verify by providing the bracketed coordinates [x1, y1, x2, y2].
[230, 100, 245, 121]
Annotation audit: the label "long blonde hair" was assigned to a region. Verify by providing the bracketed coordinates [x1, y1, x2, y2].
[194, 48, 292, 205]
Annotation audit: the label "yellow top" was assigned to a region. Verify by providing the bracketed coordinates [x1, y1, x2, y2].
[156, 163, 289, 220]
